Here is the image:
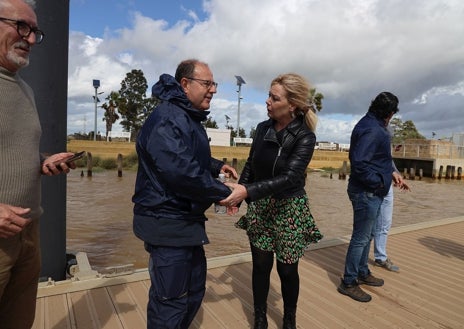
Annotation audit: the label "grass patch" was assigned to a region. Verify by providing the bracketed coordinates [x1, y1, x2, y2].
[73, 152, 139, 171]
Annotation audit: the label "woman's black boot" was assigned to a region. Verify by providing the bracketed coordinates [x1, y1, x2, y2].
[254, 305, 268, 329]
[282, 307, 296, 329]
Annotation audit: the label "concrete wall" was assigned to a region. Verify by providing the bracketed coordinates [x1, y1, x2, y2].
[394, 139, 463, 159]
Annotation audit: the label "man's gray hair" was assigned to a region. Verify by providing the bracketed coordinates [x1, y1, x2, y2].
[25, 0, 36, 8]
[0, 0, 36, 10]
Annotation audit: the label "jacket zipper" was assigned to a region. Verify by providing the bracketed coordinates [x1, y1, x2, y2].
[272, 146, 282, 176]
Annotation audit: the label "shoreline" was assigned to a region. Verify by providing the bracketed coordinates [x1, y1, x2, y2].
[67, 139, 349, 170]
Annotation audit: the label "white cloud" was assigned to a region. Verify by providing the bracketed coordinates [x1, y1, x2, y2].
[68, 0, 464, 143]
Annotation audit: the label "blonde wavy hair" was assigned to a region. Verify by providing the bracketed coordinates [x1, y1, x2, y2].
[271, 73, 318, 132]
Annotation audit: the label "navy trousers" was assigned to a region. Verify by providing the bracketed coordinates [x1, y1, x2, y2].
[145, 244, 206, 329]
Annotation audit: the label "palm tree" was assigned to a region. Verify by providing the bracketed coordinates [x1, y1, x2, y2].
[309, 88, 324, 112]
[101, 91, 120, 140]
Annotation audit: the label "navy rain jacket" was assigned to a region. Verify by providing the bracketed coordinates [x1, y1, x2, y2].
[132, 74, 231, 246]
[348, 112, 393, 197]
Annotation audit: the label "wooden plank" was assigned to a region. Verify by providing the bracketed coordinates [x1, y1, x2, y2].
[68, 288, 124, 329]
[33, 217, 464, 329]
[106, 284, 146, 329]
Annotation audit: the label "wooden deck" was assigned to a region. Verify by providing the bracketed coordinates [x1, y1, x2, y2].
[33, 216, 464, 329]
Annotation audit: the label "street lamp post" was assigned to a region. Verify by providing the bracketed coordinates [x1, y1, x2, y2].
[92, 80, 104, 141]
[92, 80, 100, 141]
[235, 75, 246, 138]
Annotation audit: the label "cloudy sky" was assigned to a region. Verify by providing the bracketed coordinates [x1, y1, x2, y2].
[67, 0, 464, 144]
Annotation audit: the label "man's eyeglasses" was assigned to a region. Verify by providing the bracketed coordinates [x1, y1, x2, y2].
[186, 77, 218, 89]
[0, 17, 45, 44]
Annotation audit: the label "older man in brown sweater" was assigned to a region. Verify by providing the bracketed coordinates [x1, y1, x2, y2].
[0, 1, 77, 328]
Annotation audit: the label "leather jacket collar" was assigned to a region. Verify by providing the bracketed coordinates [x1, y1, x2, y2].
[263, 115, 305, 144]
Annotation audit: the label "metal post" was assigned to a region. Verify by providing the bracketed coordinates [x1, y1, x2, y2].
[94, 87, 97, 140]
[21, 0, 70, 280]
[235, 76, 246, 138]
[237, 84, 241, 136]
[92, 80, 100, 141]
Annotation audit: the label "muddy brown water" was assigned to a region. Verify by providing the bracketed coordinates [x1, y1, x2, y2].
[66, 170, 463, 272]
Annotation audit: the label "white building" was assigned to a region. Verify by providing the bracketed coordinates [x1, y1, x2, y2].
[206, 128, 231, 146]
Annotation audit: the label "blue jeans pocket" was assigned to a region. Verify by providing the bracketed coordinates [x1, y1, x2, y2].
[366, 192, 375, 198]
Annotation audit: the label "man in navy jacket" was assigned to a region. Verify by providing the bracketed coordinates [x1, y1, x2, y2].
[337, 92, 399, 303]
[133, 59, 237, 328]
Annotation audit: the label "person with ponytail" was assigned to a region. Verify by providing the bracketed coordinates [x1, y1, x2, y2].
[222, 73, 323, 329]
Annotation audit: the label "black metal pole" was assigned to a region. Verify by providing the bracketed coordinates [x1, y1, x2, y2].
[21, 0, 70, 281]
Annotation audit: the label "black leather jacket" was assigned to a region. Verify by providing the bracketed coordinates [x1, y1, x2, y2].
[239, 116, 316, 201]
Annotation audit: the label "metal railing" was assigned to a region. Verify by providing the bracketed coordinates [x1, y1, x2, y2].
[392, 143, 464, 159]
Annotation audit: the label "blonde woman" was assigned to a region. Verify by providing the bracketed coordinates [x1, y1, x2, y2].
[223, 73, 323, 329]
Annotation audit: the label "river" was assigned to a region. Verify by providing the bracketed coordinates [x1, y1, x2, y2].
[66, 170, 463, 272]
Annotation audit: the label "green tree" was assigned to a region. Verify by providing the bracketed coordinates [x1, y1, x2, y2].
[237, 127, 246, 138]
[309, 88, 324, 112]
[228, 126, 246, 139]
[203, 116, 218, 129]
[390, 118, 425, 144]
[101, 91, 120, 139]
[117, 69, 158, 139]
[249, 126, 256, 139]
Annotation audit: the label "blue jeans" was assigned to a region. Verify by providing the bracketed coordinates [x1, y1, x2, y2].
[374, 185, 393, 261]
[146, 245, 206, 329]
[343, 190, 383, 285]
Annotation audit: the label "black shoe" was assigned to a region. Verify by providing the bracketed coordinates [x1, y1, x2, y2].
[337, 279, 372, 302]
[358, 273, 384, 286]
[254, 305, 268, 329]
[282, 307, 296, 329]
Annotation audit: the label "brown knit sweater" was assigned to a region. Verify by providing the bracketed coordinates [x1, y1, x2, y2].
[0, 67, 43, 220]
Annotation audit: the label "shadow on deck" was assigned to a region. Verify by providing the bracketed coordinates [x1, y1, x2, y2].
[33, 217, 464, 329]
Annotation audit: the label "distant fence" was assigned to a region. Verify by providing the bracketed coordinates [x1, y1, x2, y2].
[393, 143, 464, 159]
[233, 137, 253, 146]
[107, 131, 131, 142]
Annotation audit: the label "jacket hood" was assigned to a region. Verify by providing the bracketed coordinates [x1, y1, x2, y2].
[152, 74, 210, 121]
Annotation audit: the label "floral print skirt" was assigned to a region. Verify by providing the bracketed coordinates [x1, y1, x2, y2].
[235, 195, 323, 264]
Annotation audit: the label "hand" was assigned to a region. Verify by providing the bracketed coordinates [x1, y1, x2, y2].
[392, 171, 402, 185]
[398, 181, 411, 192]
[220, 183, 248, 207]
[221, 164, 238, 180]
[392, 171, 411, 191]
[0, 203, 31, 238]
[226, 206, 239, 215]
[42, 152, 76, 176]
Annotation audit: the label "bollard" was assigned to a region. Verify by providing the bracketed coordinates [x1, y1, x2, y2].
[403, 168, 407, 179]
[339, 160, 347, 180]
[438, 165, 443, 180]
[117, 153, 123, 177]
[457, 167, 462, 180]
[445, 165, 452, 179]
[87, 152, 93, 177]
[409, 168, 415, 180]
[419, 169, 423, 180]
[451, 166, 456, 179]
[232, 158, 238, 169]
